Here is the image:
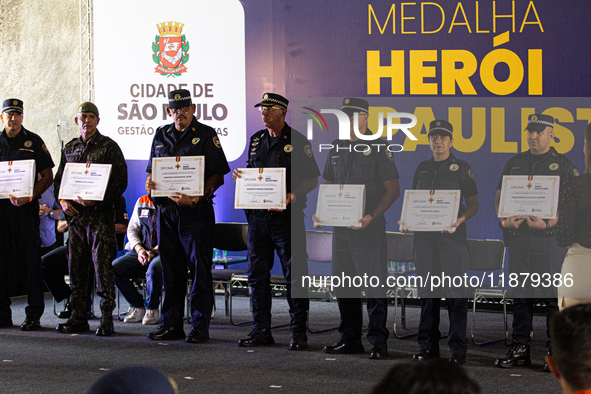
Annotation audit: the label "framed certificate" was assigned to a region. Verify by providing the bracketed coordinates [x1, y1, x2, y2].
[151, 156, 204, 197]
[234, 168, 286, 209]
[315, 184, 366, 227]
[0, 159, 36, 199]
[399, 190, 461, 232]
[58, 163, 112, 201]
[497, 175, 560, 219]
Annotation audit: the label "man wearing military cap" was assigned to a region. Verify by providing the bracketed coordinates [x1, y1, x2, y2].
[54, 101, 128, 336]
[317, 97, 400, 360]
[409, 119, 479, 365]
[494, 114, 578, 370]
[145, 89, 230, 343]
[0, 98, 54, 331]
[233, 93, 319, 350]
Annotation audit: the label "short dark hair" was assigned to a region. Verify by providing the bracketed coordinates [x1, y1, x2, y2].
[371, 360, 480, 394]
[551, 303, 591, 391]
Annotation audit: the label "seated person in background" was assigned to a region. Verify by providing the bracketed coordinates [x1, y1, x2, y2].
[42, 196, 128, 318]
[371, 359, 480, 394]
[546, 304, 591, 394]
[38, 184, 62, 256]
[112, 194, 162, 325]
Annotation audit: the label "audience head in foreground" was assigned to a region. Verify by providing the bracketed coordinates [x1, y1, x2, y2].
[547, 303, 591, 394]
[88, 365, 178, 394]
[371, 359, 480, 394]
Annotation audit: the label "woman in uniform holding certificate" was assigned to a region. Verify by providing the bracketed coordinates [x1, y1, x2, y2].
[409, 120, 479, 365]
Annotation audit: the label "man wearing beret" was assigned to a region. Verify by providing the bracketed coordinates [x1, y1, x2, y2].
[145, 89, 230, 343]
[317, 98, 400, 359]
[233, 93, 319, 350]
[0, 99, 54, 331]
[54, 102, 128, 336]
[494, 114, 578, 370]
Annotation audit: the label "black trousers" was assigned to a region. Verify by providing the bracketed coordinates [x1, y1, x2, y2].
[413, 230, 470, 355]
[508, 233, 566, 344]
[247, 210, 309, 332]
[0, 202, 44, 322]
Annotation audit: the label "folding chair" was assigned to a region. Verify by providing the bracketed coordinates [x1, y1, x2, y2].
[305, 230, 338, 333]
[468, 238, 509, 346]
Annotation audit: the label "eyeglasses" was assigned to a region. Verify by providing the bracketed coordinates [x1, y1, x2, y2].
[258, 106, 283, 113]
[170, 106, 193, 114]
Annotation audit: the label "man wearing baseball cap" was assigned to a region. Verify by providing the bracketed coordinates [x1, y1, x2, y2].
[54, 101, 128, 336]
[0, 98, 54, 331]
[494, 114, 578, 370]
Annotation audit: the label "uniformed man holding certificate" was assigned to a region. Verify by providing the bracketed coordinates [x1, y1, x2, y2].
[410, 120, 479, 365]
[233, 93, 319, 351]
[318, 98, 400, 360]
[494, 114, 578, 371]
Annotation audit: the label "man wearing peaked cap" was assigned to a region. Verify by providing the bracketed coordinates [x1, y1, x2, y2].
[54, 101, 128, 336]
[318, 97, 400, 360]
[410, 119, 479, 365]
[0, 98, 54, 331]
[233, 92, 319, 350]
[145, 89, 230, 344]
[494, 113, 579, 371]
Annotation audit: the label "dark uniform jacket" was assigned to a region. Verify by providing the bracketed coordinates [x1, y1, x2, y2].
[54, 130, 128, 216]
[497, 147, 578, 236]
[0, 126, 54, 204]
[246, 123, 320, 214]
[322, 132, 398, 217]
[413, 153, 478, 224]
[147, 117, 230, 206]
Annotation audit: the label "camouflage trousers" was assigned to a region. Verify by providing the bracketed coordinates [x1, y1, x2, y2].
[68, 210, 117, 319]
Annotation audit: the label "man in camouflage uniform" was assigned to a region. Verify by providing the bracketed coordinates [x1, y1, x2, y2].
[54, 102, 128, 336]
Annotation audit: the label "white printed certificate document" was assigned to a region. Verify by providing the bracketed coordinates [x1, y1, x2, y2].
[0, 159, 35, 198]
[497, 175, 560, 219]
[234, 168, 286, 209]
[58, 163, 112, 201]
[151, 156, 204, 197]
[315, 184, 366, 228]
[399, 190, 461, 232]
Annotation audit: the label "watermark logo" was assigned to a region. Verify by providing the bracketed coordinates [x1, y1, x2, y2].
[152, 21, 190, 77]
[304, 108, 418, 142]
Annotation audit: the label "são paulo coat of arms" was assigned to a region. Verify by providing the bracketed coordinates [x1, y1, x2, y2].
[152, 21, 190, 77]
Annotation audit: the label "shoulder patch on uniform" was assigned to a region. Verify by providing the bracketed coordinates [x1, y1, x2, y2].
[124, 213, 129, 220]
[213, 136, 222, 149]
[24, 140, 32, 148]
[363, 146, 372, 156]
[284, 144, 293, 153]
[386, 150, 394, 161]
[42, 144, 49, 153]
[450, 164, 459, 171]
[304, 145, 312, 158]
[468, 168, 475, 181]
[549, 163, 559, 171]
[192, 137, 200, 145]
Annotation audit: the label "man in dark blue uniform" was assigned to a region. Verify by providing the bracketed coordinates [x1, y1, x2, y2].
[234, 93, 319, 350]
[409, 120, 479, 365]
[146, 89, 230, 343]
[0, 98, 54, 331]
[319, 98, 400, 360]
[495, 114, 578, 370]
